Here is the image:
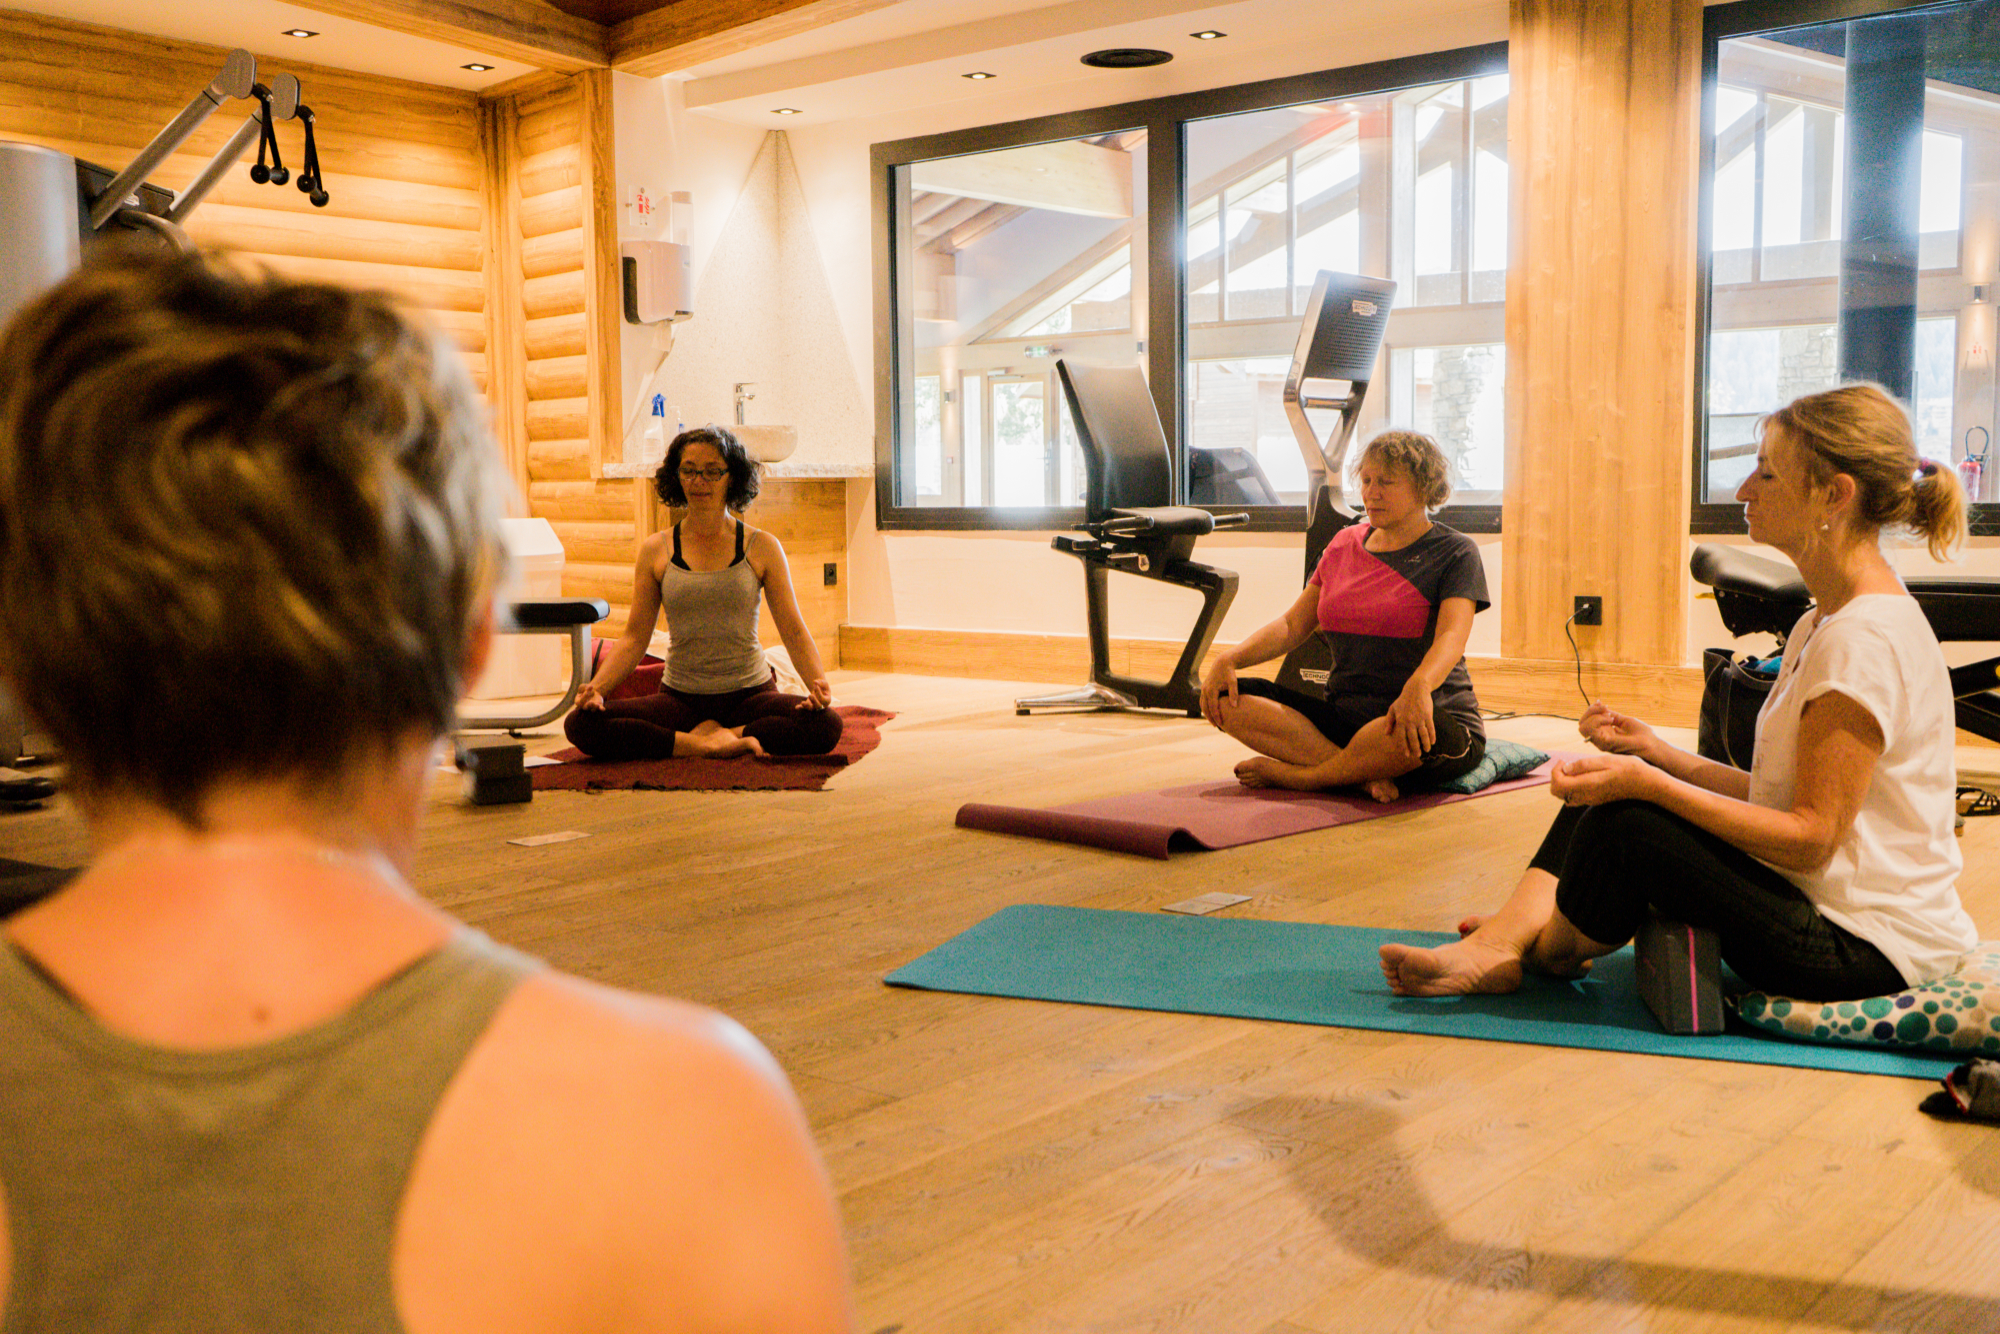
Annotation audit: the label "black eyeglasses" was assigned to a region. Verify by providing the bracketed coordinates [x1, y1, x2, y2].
[678, 466, 730, 482]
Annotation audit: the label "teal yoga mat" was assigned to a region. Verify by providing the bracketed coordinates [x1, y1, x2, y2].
[886, 905, 1961, 1081]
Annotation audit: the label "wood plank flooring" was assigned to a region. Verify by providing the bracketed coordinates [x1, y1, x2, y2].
[7, 672, 2000, 1332]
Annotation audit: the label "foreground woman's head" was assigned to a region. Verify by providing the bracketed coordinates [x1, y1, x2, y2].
[0, 249, 508, 824]
[1760, 382, 1965, 561]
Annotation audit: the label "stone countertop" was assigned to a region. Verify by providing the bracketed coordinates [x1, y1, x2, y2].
[601, 457, 872, 480]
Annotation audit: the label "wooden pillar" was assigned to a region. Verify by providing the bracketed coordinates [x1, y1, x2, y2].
[1503, 0, 1702, 667]
[578, 67, 623, 476]
[478, 95, 529, 495]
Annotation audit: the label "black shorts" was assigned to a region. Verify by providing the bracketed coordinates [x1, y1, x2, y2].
[1234, 677, 1485, 789]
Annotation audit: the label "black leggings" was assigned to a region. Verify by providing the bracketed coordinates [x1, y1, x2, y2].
[1233, 677, 1485, 789]
[1534, 801, 1905, 1000]
[563, 673, 843, 760]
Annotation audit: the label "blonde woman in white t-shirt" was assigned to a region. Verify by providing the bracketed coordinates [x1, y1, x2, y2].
[1382, 383, 1979, 1002]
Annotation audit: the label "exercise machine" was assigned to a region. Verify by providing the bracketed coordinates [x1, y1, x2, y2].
[1273, 269, 1397, 696]
[1014, 362, 1248, 716]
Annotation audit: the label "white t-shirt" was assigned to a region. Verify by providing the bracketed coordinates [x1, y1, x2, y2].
[1749, 593, 1977, 985]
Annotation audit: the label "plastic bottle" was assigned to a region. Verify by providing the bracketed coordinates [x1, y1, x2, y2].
[642, 394, 667, 459]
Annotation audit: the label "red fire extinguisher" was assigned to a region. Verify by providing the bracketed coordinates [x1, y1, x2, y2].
[1961, 426, 1990, 502]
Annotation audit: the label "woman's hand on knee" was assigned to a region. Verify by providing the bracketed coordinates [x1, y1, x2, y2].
[1200, 661, 1239, 729]
[1549, 754, 1657, 806]
[1386, 684, 1434, 758]
[574, 683, 605, 712]
[797, 677, 832, 709]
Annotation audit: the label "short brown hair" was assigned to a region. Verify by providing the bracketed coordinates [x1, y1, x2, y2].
[0, 248, 507, 822]
[1764, 383, 1965, 561]
[1355, 429, 1452, 509]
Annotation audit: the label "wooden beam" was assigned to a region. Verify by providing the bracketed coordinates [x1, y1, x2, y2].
[297, 0, 607, 71]
[479, 97, 531, 494]
[1502, 0, 1702, 667]
[610, 0, 903, 79]
[577, 68, 623, 476]
[910, 140, 1134, 220]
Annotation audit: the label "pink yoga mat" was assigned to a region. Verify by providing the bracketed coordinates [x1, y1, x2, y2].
[956, 759, 1558, 858]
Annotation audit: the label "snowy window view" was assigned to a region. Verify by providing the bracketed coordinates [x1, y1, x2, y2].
[1706, 7, 1996, 509]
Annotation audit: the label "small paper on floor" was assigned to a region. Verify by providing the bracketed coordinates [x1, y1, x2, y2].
[1162, 892, 1251, 916]
[524, 755, 561, 768]
[508, 830, 590, 848]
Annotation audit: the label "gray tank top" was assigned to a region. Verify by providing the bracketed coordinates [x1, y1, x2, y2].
[0, 927, 540, 1333]
[661, 519, 768, 693]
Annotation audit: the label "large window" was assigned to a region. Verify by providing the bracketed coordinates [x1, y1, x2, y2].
[1699, 0, 2000, 530]
[1184, 77, 1508, 511]
[874, 44, 1508, 531]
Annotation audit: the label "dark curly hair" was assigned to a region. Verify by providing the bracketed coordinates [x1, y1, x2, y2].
[654, 425, 759, 511]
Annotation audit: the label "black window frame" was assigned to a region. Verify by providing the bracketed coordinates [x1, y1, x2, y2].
[872, 41, 1509, 534]
[1695, 0, 2000, 534]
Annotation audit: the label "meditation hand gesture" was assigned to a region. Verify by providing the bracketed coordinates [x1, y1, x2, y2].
[1549, 752, 1658, 806]
[1579, 701, 1656, 759]
[574, 683, 606, 712]
[797, 676, 832, 710]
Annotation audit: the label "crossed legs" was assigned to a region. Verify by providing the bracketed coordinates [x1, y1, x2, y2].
[1218, 679, 1426, 801]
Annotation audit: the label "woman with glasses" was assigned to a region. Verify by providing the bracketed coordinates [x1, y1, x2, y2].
[564, 425, 843, 760]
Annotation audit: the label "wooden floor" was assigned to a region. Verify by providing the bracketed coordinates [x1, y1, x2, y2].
[11, 671, 2000, 1332]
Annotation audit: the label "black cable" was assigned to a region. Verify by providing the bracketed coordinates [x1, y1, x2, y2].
[1563, 611, 1590, 710]
[294, 105, 329, 207]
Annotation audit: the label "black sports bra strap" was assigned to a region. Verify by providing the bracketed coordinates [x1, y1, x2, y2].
[732, 518, 746, 567]
[670, 521, 690, 572]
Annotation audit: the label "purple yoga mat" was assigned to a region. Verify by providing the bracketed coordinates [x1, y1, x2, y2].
[956, 759, 1558, 858]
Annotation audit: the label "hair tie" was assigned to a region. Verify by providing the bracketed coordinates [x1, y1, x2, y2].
[1919, 460, 1939, 480]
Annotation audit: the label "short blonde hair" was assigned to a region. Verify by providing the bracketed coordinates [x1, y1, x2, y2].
[0, 248, 509, 822]
[1763, 383, 1965, 561]
[1355, 429, 1452, 510]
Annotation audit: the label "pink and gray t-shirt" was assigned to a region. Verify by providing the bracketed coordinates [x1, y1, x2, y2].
[1312, 521, 1489, 736]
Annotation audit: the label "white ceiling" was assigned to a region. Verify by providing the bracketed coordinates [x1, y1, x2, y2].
[2, 0, 1735, 125]
[6, 0, 539, 90]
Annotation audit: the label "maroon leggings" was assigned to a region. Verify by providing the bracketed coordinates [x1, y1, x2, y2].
[563, 672, 843, 759]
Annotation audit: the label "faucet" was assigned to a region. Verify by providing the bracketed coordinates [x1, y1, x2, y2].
[733, 382, 755, 426]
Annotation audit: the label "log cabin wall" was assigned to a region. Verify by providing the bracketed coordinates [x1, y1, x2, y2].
[479, 69, 638, 632]
[0, 10, 488, 388]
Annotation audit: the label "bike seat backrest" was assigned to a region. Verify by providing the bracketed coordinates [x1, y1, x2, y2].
[1057, 360, 1174, 522]
[1689, 544, 1809, 604]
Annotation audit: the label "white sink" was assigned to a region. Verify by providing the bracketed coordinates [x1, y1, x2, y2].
[733, 424, 796, 463]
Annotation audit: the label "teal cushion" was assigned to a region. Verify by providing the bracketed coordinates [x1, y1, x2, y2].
[1436, 738, 1550, 795]
[1731, 943, 2000, 1054]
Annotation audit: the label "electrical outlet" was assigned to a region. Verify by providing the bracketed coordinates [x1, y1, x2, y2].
[1573, 595, 1603, 626]
[823, 562, 838, 587]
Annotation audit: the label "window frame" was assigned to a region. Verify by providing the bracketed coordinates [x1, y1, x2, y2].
[872, 41, 1509, 533]
[1695, 0, 2000, 534]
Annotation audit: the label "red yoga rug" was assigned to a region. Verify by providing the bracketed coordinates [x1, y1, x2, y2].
[956, 758, 1557, 859]
[531, 706, 894, 793]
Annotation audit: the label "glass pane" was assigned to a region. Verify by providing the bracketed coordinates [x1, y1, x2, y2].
[1185, 75, 1506, 507]
[1705, 4, 2000, 512]
[894, 130, 1146, 508]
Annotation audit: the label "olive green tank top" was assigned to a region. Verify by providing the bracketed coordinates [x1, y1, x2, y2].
[0, 927, 541, 1333]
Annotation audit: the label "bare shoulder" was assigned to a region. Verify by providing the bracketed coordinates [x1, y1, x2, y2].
[399, 971, 851, 1333]
[635, 528, 671, 572]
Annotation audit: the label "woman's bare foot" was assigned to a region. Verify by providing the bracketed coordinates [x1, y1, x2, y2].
[682, 729, 766, 759]
[1363, 777, 1400, 804]
[1457, 914, 1486, 937]
[1234, 756, 1320, 791]
[1378, 936, 1527, 996]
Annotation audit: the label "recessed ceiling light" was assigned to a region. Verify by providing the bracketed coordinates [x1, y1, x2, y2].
[1191, 30, 1227, 39]
[1080, 48, 1173, 69]
[282, 28, 317, 38]
[963, 71, 996, 80]
[773, 107, 803, 115]
[462, 63, 494, 72]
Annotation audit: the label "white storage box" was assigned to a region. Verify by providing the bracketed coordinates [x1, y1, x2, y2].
[466, 517, 571, 700]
